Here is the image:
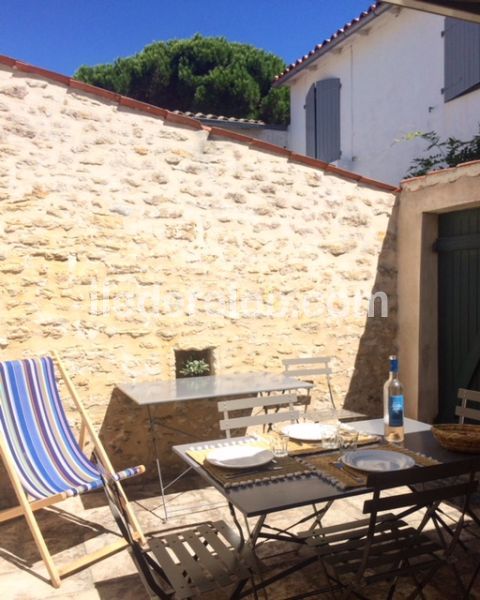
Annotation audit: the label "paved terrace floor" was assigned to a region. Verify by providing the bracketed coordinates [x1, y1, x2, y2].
[1, 479, 480, 599]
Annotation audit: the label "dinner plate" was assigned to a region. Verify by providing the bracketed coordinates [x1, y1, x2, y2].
[206, 445, 274, 469]
[341, 449, 415, 472]
[282, 422, 337, 441]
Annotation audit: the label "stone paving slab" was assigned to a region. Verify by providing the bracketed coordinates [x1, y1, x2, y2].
[0, 483, 479, 599]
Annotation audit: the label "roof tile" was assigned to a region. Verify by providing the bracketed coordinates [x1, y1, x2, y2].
[69, 79, 120, 102]
[274, 2, 383, 84]
[249, 139, 291, 157]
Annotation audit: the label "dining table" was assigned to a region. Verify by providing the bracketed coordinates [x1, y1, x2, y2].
[173, 418, 480, 534]
[117, 371, 315, 519]
[174, 417, 480, 591]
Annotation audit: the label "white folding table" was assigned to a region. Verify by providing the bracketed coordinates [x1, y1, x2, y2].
[117, 372, 314, 519]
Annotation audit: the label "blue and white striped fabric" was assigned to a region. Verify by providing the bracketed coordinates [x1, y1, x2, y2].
[0, 357, 144, 500]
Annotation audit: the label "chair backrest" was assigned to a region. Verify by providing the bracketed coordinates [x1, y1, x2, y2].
[456, 388, 480, 424]
[282, 356, 335, 409]
[363, 458, 480, 517]
[0, 357, 99, 499]
[218, 394, 299, 438]
[282, 356, 333, 379]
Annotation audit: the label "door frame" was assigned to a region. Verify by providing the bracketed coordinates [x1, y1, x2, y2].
[398, 164, 480, 422]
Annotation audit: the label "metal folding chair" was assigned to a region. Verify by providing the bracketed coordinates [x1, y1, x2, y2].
[217, 394, 332, 548]
[218, 393, 299, 438]
[102, 474, 263, 599]
[456, 387, 480, 423]
[305, 457, 480, 599]
[282, 356, 336, 413]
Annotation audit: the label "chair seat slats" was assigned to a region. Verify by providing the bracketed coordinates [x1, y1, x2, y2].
[324, 526, 411, 552]
[149, 537, 203, 598]
[145, 527, 256, 599]
[197, 525, 250, 578]
[363, 558, 441, 584]
[307, 516, 406, 547]
[148, 522, 254, 598]
[180, 528, 238, 588]
[164, 534, 219, 594]
[211, 520, 259, 570]
[333, 537, 441, 574]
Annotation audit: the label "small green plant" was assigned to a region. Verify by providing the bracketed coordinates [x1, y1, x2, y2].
[406, 128, 480, 177]
[179, 358, 210, 377]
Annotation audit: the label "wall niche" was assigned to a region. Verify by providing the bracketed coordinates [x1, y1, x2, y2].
[174, 348, 215, 379]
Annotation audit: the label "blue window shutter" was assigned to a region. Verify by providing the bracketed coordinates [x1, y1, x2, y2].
[444, 17, 480, 102]
[305, 83, 316, 158]
[315, 78, 341, 163]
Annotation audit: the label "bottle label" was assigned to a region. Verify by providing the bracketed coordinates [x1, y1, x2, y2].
[389, 394, 404, 427]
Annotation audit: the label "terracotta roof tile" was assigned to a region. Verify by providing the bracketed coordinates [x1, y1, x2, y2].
[249, 139, 292, 157]
[274, 2, 385, 85]
[208, 126, 255, 144]
[164, 111, 203, 130]
[69, 78, 121, 102]
[0, 53, 397, 193]
[174, 110, 265, 125]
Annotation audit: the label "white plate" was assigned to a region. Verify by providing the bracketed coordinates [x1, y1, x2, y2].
[206, 445, 274, 469]
[341, 449, 415, 472]
[282, 423, 337, 441]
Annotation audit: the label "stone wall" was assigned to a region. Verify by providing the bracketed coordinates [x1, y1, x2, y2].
[0, 62, 397, 504]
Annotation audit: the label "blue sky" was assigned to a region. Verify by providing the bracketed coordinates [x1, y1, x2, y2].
[1, 1, 373, 75]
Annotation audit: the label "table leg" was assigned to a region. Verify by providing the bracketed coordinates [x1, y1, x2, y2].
[147, 405, 168, 521]
[228, 502, 245, 545]
[249, 514, 267, 546]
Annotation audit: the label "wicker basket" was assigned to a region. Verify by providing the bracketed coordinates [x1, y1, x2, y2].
[432, 424, 480, 454]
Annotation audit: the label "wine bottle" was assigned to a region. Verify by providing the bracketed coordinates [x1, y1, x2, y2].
[383, 355, 405, 442]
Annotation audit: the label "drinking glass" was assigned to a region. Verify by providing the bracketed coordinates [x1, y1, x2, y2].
[338, 428, 359, 451]
[322, 427, 339, 449]
[270, 432, 289, 457]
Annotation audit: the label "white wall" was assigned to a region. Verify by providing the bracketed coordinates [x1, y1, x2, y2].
[287, 8, 480, 185]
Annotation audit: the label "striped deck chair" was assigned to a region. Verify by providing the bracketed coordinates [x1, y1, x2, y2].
[0, 353, 146, 588]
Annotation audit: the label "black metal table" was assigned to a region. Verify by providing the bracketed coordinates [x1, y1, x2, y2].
[117, 372, 313, 519]
[174, 421, 448, 517]
[174, 423, 480, 592]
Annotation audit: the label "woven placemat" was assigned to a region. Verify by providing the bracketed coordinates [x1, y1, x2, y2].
[186, 438, 312, 488]
[257, 432, 380, 456]
[300, 444, 441, 490]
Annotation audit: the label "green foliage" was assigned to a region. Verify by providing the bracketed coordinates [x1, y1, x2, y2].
[74, 34, 290, 125]
[179, 358, 210, 378]
[407, 128, 480, 177]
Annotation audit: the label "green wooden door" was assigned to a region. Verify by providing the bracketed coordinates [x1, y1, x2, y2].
[437, 207, 480, 422]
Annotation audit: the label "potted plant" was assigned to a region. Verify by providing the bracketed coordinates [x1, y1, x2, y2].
[179, 357, 210, 378]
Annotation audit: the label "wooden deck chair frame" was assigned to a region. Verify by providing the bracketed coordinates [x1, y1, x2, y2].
[0, 352, 145, 588]
[282, 356, 336, 412]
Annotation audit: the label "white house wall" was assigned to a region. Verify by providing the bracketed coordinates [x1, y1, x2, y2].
[287, 8, 480, 184]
